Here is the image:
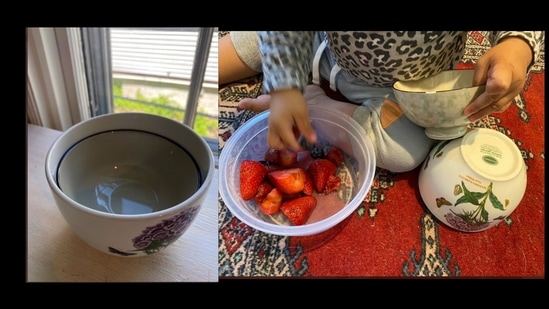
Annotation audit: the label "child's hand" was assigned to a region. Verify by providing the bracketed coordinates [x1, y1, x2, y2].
[238, 88, 318, 151]
[267, 88, 317, 151]
[464, 37, 533, 122]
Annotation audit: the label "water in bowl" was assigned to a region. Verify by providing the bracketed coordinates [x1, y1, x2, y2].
[57, 130, 201, 215]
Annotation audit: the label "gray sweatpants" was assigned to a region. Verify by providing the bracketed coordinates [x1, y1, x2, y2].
[231, 31, 436, 172]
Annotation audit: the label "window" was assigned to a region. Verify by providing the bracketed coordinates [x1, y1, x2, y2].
[81, 27, 218, 156]
[26, 27, 218, 159]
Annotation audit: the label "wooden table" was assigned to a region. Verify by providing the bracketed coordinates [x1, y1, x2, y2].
[27, 124, 218, 282]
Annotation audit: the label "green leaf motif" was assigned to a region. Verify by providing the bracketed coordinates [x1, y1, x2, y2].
[454, 181, 480, 206]
[143, 238, 176, 255]
[488, 191, 505, 211]
[481, 206, 489, 222]
[452, 209, 487, 226]
[433, 140, 451, 159]
[471, 191, 487, 200]
[450, 181, 501, 228]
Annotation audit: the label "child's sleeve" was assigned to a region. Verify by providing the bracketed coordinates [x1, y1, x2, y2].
[258, 31, 315, 93]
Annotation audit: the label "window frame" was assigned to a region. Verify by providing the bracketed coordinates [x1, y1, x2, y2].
[27, 27, 218, 161]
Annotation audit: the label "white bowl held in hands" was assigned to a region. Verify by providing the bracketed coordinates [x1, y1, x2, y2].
[45, 112, 215, 257]
[393, 69, 485, 140]
[219, 104, 376, 236]
[418, 128, 527, 232]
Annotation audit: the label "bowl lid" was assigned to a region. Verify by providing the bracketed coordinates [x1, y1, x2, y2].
[460, 128, 524, 181]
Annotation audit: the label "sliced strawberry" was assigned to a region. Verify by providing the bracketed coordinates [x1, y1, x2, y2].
[280, 196, 317, 226]
[239, 159, 268, 200]
[326, 146, 344, 166]
[302, 171, 314, 195]
[295, 150, 314, 170]
[258, 187, 283, 215]
[267, 167, 307, 194]
[262, 162, 282, 173]
[323, 174, 341, 194]
[277, 148, 298, 167]
[254, 181, 273, 204]
[264, 148, 279, 164]
[307, 158, 337, 193]
[282, 191, 303, 201]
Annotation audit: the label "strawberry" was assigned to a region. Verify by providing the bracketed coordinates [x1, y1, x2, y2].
[239, 159, 268, 200]
[277, 148, 298, 167]
[295, 150, 314, 170]
[323, 174, 341, 194]
[302, 171, 314, 195]
[264, 148, 279, 164]
[307, 158, 337, 193]
[262, 162, 281, 173]
[326, 146, 344, 166]
[280, 196, 317, 225]
[254, 181, 273, 204]
[267, 167, 307, 194]
[258, 187, 283, 215]
[281, 191, 302, 201]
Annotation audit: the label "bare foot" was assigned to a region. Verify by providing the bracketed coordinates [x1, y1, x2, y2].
[238, 84, 359, 118]
[303, 84, 330, 104]
[303, 85, 358, 117]
[237, 85, 329, 113]
[238, 94, 271, 113]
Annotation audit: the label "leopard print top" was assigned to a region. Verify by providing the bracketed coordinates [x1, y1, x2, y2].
[258, 31, 543, 92]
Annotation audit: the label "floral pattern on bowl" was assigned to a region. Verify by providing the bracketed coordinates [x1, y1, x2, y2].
[393, 70, 485, 140]
[418, 128, 527, 232]
[108, 206, 200, 256]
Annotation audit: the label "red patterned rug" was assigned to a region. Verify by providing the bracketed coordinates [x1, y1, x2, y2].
[218, 32, 545, 277]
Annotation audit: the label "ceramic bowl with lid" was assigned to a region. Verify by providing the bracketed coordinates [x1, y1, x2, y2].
[393, 69, 485, 140]
[418, 128, 527, 232]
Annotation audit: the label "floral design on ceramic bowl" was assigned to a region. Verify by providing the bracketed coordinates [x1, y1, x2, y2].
[393, 70, 485, 140]
[418, 128, 527, 232]
[443, 179, 504, 231]
[108, 206, 200, 256]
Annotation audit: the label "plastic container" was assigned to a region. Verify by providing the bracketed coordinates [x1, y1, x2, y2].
[219, 104, 376, 236]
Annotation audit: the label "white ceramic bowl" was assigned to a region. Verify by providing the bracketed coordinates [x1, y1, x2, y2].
[45, 112, 215, 257]
[219, 104, 376, 236]
[418, 128, 527, 232]
[393, 70, 485, 140]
